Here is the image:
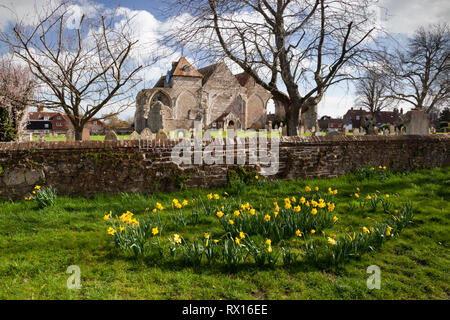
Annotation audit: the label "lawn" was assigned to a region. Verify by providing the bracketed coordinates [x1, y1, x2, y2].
[0, 167, 449, 299]
[32, 134, 130, 141]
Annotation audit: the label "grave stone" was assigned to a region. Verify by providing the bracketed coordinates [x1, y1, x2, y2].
[353, 128, 359, 136]
[281, 125, 287, 136]
[389, 125, 395, 135]
[344, 127, 349, 135]
[66, 129, 75, 141]
[105, 130, 119, 141]
[82, 127, 90, 141]
[404, 109, 429, 135]
[156, 129, 168, 140]
[130, 131, 140, 140]
[140, 128, 154, 140]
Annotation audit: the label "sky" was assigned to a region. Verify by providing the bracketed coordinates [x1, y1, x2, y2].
[0, 0, 449, 120]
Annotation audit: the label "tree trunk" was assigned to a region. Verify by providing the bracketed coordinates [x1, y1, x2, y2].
[286, 104, 300, 136]
[74, 126, 83, 141]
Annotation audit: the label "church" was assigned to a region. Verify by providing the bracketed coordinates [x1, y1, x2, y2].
[134, 57, 273, 133]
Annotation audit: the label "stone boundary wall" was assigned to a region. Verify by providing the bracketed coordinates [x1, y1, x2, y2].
[0, 135, 449, 200]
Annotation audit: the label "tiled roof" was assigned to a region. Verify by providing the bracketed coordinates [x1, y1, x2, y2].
[171, 56, 203, 78]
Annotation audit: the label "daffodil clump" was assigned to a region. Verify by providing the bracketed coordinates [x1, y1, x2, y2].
[24, 185, 57, 208]
[216, 192, 338, 243]
[103, 184, 413, 267]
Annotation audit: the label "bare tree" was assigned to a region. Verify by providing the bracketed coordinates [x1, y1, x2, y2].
[387, 24, 450, 114]
[0, 56, 36, 137]
[166, 0, 379, 135]
[0, 0, 143, 140]
[354, 66, 393, 115]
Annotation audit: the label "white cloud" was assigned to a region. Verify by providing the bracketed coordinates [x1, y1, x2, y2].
[379, 0, 450, 35]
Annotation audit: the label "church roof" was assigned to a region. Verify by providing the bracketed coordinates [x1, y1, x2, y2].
[235, 72, 251, 86]
[198, 63, 221, 85]
[170, 56, 204, 78]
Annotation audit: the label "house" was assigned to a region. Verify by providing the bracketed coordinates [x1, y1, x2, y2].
[342, 108, 404, 130]
[26, 107, 107, 135]
[318, 116, 344, 132]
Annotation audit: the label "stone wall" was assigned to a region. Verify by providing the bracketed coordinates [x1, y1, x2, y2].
[0, 135, 448, 200]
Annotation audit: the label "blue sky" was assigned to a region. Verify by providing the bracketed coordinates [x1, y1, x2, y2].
[1, 0, 449, 120]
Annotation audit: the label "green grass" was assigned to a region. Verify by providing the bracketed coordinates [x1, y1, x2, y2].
[32, 134, 130, 141]
[0, 167, 449, 299]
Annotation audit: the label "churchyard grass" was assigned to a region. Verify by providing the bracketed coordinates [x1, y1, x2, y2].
[0, 167, 448, 299]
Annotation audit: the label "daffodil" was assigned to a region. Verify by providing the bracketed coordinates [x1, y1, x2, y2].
[204, 232, 210, 239]
[235, 237, 241, 246]
[386, 226, 393, 236]
[366, 195, 372, 200]
[264, 214, 271, 222]
[156, 202, 164, 211]
[233, 210, 240, 217]
[207, 193, 213, 200]
[327, 237, 336, 245]
[213, 194, 220, 200]
[295, 230, 302, 237]
[103, 212, 112, 221]
[34, 185, 41, 190]
[239, 231, 245, 239]
[173, 234, 182, 244]
[305, 186, 311, 192]
[363, 227, 370, 234]
[229, 219, 234, 225]
[311, 208, 318, 215]
[182, 200, 188, 206]
[249, 209, 256, 215]
[255, 175, 259, 180]
[294, 205, 301, 212]
[152, 227, 159, 236]
[267, 245, 272, 253]
[119, 226, 125, 233]
[311, 229, 316, 234]
[300, 197, 306, 204]
[216, 211, 224, 218]
[107, 227, 116, 235]
[265, 239, 271, 246]
[333, 216, 339, 223]
[315, 186, 319, 191]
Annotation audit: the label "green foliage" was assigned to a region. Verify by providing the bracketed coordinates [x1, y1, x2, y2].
[226, 167, 259, 195]
[33, 186, 57, 209]
[0, 167, 449, 299]
[0, 107, 16, 142]
[353, 164, 391, 182]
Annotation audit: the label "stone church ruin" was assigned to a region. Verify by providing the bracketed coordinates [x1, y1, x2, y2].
[135, 57, 317, 134]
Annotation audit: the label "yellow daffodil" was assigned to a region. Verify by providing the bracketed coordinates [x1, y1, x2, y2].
[385, 194, 390, 198]
[296, 230, 302, 237]
[294, 205, 301, 212]
[265, 239, 271, 246]
[333, 216, 339, 223]
[152, 227, 159, 236]
[300, 197, 306, 204]
[354, 193, 360, 198]
[182, 200, 188, 206]
[216, 211, 224, 218]
[107, 227, 116, 235]
[156, 202, 164, 211]
[327, 237, 336, 245]
[255, 175, 259, 180]
[249, 209, 256, 215]
[291, 196, 296, 203]
[285, 203, 292, 209]
[386, 226, 393, 236]
[173, 234, 181, 244]
[315, 186, 319, 191]
[213, 239, 219, 244]
[274, 211, 278, 218]
[235, 237, 241, 246]
[204, 232, 210, 239]
[119, 226, 125, 233]
[175, 203, 182, 209]
[229, 219, 234, 225]
[233, 210, 240, 217]
[371, 167, 375, 171]
[239, 231, 245, 239]
[152, 208, 157, 213]
[366, 195, 372, 200]
[363, 227, 370, 234]
[34, 185, 41, 190]
[264, 214, 271, 222]
[305, 186, 311, 192]
[311, 208, 318, 215]
[207, 193, 213, 200]
[213, 194, 220, 200]
[311, 229, 316, 234]
[267, 245, 272, 253]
